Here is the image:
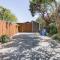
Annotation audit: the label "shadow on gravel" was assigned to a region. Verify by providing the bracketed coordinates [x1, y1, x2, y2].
[5, 34, 40, 49]
[0, 34, 59, 60]
[0, 34, 40, 60]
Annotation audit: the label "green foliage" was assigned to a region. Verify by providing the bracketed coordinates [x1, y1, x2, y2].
[32, 0, 54, 3]
[49, 23, 57, 35]
[52, 34, 60, 42]
[29, 0, 55, 16]
[0, 35, 9, 43]
[36, 16, 46, 28]
[0, 6, 17, 23]
[29, 0, 60, 36]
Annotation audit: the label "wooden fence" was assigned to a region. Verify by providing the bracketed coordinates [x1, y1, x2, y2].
[0, 20, 18, 37]
[17, 21, 39, 32]
[0, 20, 39, 37]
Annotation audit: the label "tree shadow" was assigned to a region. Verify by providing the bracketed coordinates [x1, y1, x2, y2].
[0, 34, 40, 60]
[0, 34, 59, 60]
[4, 34, 40, 48]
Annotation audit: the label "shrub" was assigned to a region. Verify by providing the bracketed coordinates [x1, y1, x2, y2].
[0, 35, 9, 43]
[52, 34, 60, 42]
[49, 23, 57, 36]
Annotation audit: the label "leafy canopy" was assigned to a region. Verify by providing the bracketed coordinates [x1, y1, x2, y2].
[29, 0, 56, 16]
[0, 6, 17, 23]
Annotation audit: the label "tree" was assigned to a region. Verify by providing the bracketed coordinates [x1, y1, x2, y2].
[36, 16, 46, 30]
[29, 0, 60, 33]
[29, 0, 55, 23]
[0, 6, 17, 23]
[49, 22, 57, 35]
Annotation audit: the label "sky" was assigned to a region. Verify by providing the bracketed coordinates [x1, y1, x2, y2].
[0, 0, 39, 23]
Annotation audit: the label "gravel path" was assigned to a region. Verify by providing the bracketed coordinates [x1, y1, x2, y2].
[0, 33, 60, 60]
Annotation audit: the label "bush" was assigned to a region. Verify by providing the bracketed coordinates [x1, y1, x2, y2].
[49, 23, 57, 36]
[0, 35, 10, 43]
[52, 34, 60, 42]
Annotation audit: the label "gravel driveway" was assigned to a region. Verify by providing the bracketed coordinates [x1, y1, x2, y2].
[0, 33, 60, 60]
